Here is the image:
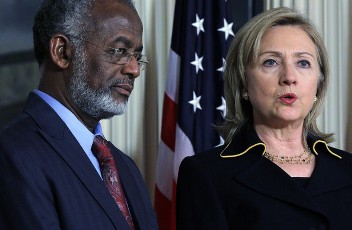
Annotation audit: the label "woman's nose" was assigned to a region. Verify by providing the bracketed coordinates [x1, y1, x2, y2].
[279, 63, 297, 85]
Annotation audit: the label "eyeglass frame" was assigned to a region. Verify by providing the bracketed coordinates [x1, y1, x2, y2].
[72, 37, 149, 71]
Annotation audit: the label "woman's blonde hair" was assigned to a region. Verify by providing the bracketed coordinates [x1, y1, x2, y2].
[218, 7, 334, 143]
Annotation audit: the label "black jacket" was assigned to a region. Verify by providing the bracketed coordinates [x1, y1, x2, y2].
[177, 125, 352, 230]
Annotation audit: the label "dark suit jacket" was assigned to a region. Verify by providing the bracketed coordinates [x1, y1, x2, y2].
[0, 93, 157, 230]
[177, 125, 352, 230]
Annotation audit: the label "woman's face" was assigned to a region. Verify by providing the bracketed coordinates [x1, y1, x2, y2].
[246, 25, 319, 129]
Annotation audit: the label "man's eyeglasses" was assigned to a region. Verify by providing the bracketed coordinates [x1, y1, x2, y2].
[76, 38, 149, 71]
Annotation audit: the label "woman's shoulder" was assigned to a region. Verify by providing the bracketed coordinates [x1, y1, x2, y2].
[184, 145, 226, 164]
[327, 145, 352, 159]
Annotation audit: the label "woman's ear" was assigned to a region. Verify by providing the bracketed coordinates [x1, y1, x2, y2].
[49, 34, 72, 69]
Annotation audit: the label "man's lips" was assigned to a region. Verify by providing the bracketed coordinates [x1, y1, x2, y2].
[279, 93, 297, 104]
[112, 83, 133, 96]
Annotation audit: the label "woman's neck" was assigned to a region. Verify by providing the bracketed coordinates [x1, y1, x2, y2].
[255, 124, 306, 155]
[254, 124, 315, 177]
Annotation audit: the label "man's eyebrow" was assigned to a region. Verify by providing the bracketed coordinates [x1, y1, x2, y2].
[112, 36, 143, 52]
[113, 36, 131, 46]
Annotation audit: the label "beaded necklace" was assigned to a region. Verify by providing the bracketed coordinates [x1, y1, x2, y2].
[263, 149, 312, 164]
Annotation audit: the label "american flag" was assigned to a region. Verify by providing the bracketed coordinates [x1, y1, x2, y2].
[154, 0, 258, 229]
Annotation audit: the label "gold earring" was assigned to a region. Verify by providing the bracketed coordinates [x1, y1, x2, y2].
[314, 96, 317, 102]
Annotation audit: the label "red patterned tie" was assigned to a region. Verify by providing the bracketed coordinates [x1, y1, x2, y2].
[91, 135, 135, 229]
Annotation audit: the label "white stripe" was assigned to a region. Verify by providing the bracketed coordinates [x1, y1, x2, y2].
[165, 50, 181, 103]
[155, 50, 183, 200]
[155, 140, 174, 200]
[174, 124, 195, 181]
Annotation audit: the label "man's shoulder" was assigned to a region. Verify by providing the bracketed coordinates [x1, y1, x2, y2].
[0, 112, 34, 138]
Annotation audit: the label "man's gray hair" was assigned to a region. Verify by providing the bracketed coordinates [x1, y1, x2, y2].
[32, 0, 137, 65]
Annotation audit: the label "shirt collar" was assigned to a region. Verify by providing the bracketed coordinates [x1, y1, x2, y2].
[34, 89, 102, 153]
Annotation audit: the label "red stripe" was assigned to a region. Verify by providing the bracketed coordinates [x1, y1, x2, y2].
[170, 181, 177, 230]
[160, 93, 177, 151]
[154, 185, 174, 230]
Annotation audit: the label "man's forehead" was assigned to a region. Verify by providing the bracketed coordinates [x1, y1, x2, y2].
[92, 1, 142, 34]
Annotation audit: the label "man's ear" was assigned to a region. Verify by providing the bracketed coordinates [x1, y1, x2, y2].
[49, 34, 72, 69]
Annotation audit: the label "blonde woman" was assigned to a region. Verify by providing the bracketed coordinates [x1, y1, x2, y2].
[177, 7, 352, 230]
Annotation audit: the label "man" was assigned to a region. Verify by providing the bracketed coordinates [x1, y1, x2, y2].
[0, 0, 157, 229]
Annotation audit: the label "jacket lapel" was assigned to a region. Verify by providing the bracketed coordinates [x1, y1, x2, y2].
[24, 93, 128, 229]
[221, 125, 329, 217]
[108, 142, 150, 229]
[307, 142, 352, 196]
[235, 156, 324, 215]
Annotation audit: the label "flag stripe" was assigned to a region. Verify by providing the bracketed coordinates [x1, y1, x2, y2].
[155, 0, 237, 229]
[154, 186, 173, 230]
[156, 140, 174, 199]
[160, 93, 177, 151]
[174, 124, 194, 180]
[165, 50, 181, 102]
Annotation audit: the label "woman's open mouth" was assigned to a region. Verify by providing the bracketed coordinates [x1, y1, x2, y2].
[279, 93, 297, 104]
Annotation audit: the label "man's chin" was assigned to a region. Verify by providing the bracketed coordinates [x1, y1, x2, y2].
[101, 104, 127, 119]
[96, 111, 123, 120]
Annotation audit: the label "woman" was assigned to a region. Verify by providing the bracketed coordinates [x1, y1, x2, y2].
[176, 7, 352, 230]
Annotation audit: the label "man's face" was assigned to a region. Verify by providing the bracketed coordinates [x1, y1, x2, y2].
[68, 1, 143, 120]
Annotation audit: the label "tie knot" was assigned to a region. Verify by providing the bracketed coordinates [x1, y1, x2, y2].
[91, 135, 112, 162]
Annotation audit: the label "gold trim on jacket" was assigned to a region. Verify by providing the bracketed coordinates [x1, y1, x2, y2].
[220, 140, 342, 159]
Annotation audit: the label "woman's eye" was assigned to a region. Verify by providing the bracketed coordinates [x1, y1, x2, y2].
[298, 60, 310, 68]
[263, 59, 277, 67]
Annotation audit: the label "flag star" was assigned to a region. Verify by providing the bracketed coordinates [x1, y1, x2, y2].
[191, 53, 204, 73]
[216, 97, 226, 117]
[217, 58, 226, 72]
[188, 91, 202, 113]
[218, 18, 234, 40]
[192, 14, 205, 35]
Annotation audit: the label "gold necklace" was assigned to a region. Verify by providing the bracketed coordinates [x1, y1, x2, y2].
[263, 149, 312, 164]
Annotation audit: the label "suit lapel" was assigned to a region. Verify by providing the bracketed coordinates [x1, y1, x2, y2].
[24, 93, 129, 229]
[108, 142, 148, 229]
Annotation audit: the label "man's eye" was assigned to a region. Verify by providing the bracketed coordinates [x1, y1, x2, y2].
[135, 54, 142, 61]
[110, 48, 127, 55]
